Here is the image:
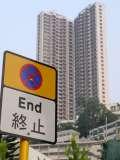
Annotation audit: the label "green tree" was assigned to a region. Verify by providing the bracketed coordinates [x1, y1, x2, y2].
[76, 97, 118, 137]
[101, 139, 120, 160]
[65, 135, 89, 160]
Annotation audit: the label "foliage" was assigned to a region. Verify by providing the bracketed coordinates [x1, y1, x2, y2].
[0, 134, 19, 160]
[65, 135, 89, 160]
[0, 139, 7, 160]
[101, 139, 120, 160]
[76, 97, 118, 137]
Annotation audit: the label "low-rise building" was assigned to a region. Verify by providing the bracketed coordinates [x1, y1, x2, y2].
[57, 129, 79, 143]
[31, 130, 102, 160]
[109, 103, 120, 115]
[29, 147, 52, 160]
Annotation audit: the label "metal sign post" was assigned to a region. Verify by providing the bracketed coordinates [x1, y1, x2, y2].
[19, 138, 29, 160]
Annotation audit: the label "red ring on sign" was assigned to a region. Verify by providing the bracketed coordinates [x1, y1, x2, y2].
[20, 64, 42, 90]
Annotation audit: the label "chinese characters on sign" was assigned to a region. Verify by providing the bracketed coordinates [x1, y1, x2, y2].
[11, 113, 45, 135]
[12, 113, 27, 130]
[31, 119, 45, 135]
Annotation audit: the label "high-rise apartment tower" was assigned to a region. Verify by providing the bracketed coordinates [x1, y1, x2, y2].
[37, 11, 75, 120]
[74, 2, 108, 115]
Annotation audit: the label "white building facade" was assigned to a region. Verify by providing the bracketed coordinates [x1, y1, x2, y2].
[37, 2, 109, 119]
[37, 11, 75, 120]
[74, 2, 108, 115]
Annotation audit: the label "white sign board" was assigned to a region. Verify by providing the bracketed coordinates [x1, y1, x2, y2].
[1, 87, 55, 142]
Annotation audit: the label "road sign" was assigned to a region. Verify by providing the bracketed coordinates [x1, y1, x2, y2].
[0, 51, 57, 144]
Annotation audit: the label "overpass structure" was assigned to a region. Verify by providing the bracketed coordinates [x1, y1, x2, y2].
[89, 119, 120, 141]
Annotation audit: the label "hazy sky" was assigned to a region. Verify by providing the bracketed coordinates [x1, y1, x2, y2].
[0, 0, 120, 103]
